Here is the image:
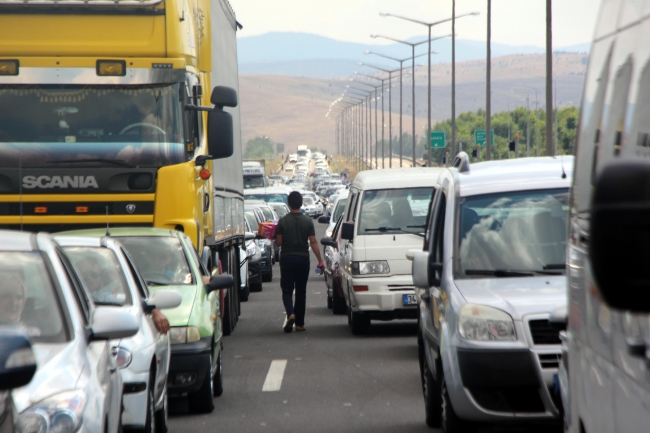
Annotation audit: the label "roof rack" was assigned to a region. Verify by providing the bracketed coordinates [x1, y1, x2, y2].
[452, 152, 470, 173]
[0, 0, 163, 8]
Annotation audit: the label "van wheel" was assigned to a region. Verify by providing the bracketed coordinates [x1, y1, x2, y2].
[440, 375, 477, 433]
[332, 289, 347, 315]
[349, 311, 370, 335]
[188, 356, 214, 413]
[327, 294, 333, 309]
[421, 356, 441, 428]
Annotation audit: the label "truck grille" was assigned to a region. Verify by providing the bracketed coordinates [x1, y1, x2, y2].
[528, 319, 564, 345]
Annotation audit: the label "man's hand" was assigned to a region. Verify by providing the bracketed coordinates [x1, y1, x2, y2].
[151, 309, 170, 335]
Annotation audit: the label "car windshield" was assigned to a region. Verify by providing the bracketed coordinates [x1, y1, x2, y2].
[244, 176, 266, 189]
[0, 252, 68, 343]
[117, 237, 194, 285]
[272, 205, 288, 218]
[358, 187, 434, 235]
[0, 84, 185, 168]
[64, 247, 132, 306]
[333, 198, 348, 221]
[245, 211, 259, 231]
[245, 193, 288, 204]
[303, 197, 315, 206]
[458, 188, 570, 276]
[260, 207, 275, 221]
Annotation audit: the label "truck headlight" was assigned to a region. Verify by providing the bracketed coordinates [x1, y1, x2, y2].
[20, 390, 86, 433]
[458, 304, 516, 341]
[169, 327, 201, 344]
[351, 261, 390, 275]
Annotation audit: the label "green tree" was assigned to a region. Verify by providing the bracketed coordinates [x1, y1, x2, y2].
[245, 136, 275, 160]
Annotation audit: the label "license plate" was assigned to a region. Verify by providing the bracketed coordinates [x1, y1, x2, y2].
[403, 294, 417, 306]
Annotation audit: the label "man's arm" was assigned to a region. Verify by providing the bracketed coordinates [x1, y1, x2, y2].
[151, 309, 170, 334]
[275, 234, 283, 247]
[309, 235, 324, 266]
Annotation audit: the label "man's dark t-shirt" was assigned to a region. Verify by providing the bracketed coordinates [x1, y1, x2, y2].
[276, 212, 315, 258]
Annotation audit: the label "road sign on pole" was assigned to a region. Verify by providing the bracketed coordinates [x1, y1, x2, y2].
[474, 129, 495, 146]
[431, 131, 446, 149]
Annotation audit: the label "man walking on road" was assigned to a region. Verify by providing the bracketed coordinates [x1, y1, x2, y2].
[275, 191, 324, 333]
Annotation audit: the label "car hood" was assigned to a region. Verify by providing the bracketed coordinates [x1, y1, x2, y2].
[13, 340, 83, 412]
[453, 276, 566, 320]
[149, 285, 197, 327]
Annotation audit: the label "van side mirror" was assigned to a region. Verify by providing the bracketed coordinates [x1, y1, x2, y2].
[591, 159, 650, 312]
[412, 251, 442, 288]
[320, 236, 336, 247]
[207, 86, 237, 160]
[207, 274, 234, 293]
[0, 330, 37, 390]
[341, 222, 354, 241]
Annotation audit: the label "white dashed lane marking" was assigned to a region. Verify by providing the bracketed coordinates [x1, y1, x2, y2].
[262, 359, 288, 392]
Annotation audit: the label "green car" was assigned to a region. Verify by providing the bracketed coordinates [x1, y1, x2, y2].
[58, 228, 232, 413]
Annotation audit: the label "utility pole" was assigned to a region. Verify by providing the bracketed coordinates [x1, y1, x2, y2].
[546, 0, 554, 155]
[452, 0, 456, 160]
[485, 0, 492, 160]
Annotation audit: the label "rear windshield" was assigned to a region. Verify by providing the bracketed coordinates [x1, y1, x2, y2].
[65, 247, 132, 306]
[245, 194, 288, 204]
[117, 237, 193, 286]
[0, 252, 68, 343]
[358, 187, 434, 235]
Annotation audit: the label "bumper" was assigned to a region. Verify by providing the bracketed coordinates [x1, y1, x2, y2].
[348, 275, 417, 319]
[121, 370, 150, 427]
[248, 260, 262, 284]
[167, 336, 212, 395]
[446, 347, 561, 422]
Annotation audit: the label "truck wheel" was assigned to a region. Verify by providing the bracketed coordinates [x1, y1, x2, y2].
[188, 356, 214, 413]
[223, 295, 234, 336]
[332, 289, 347, 315]
[440, 375, 478, 433]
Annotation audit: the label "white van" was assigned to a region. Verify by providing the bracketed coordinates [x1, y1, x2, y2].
[339, 168, 442, 334]
[563, 1, 650, 432]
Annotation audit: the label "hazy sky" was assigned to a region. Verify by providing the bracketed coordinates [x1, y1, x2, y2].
[229, 0, 599, 48]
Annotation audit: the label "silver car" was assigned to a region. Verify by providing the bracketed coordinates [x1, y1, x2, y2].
[2, 230, 138, 433]
[412, 155, 573, 432]
[55, 235, 181, 433]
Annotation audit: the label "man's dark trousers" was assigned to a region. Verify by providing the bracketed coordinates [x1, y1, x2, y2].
[280, 254, 310, 327]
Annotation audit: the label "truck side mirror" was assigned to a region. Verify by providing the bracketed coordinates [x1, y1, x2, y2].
[207, 86, 237, 160]
[341, 222, 354, 241]
[591, 158, 650, 312]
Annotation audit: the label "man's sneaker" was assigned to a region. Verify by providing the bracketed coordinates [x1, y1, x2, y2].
[283, 314, 295, 333]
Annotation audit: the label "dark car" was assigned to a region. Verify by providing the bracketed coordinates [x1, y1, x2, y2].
[320, 215, 347, 315]
[244, 206, 273, 283]
[0, 329, 37, 433]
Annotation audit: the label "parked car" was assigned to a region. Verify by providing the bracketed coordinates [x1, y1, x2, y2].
[411, 154, 573, 431]
[339, 168, 442, 334]
[59, 228, 233, 413]
[245, 206, 274, 282]
[1, 230, 139, 433]
[285, 164, 294, 172]
[243, 215, 264, 292]
[301, 196, 322, 217]
[269, 202, 290, 219]
[320, 190, 349, 237]
[55, 234, 182, 433]
[320, 215, 347, 315]
[0, 329, 37, 433]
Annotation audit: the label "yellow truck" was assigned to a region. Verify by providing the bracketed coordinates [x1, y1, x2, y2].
[0, 0, 245, 333]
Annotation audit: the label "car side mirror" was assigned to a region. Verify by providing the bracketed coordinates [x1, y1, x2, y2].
[90, 307, 139, 341]
[412, 251, 442, 288]
[147, 289, 182, 310]
[245, 232, 256, 241]
[206, 274, 234, 293]
[206, 86, 237, 160]
[341, 222, 355, 241]
[591, 159, 650, 312]
[320, 236, 336, 247]
[0, 330, 37, 390]
[318, 216, 330, 224]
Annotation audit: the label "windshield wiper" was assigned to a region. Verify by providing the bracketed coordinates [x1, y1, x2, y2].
[146, 280, 171, 286]
[46, 158, 134, 168]
[365, 227, 425, 238]
[464, 269, 534, 277]
[407, 224, 427, 228]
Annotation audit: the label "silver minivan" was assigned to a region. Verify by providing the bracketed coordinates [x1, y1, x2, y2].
[412, 155, 573, 432]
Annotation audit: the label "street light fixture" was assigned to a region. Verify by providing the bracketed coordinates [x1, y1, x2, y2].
[380, 10, 479, 164]
[370, 34, 450, 168]
[352, 76, 384, 169]
[345, 88, 374, 170]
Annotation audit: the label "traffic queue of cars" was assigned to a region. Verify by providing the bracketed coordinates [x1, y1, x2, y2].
[0, 227, 236, 433]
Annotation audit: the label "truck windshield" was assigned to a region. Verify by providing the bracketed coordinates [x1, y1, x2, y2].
[0, 84, 185, 168]
[358, 187, 434, 235]
[244, 176, 266, 189]
[458, 188, 569, 277]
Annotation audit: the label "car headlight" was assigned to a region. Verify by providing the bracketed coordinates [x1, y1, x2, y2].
[20, 390, 86, 433]
[325, 230, 332, 237]
[169, 327, 201, 344]
[458, 304, 516, 341]
[246, 243, 256, 258]
[351, 261, 390, 275]
[112, 347, 132, 369]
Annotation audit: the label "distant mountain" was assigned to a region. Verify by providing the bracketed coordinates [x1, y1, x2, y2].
[237, 32, 590, 78]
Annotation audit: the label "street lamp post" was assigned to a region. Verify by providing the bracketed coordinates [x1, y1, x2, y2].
[347, 87, 375, 170]
[380, 10, 479, 164]
[350, 79, 381, 169]
[355, 72, 388, 168]
[370, 34, 450, 168]
[515, 84, 539, 155]
[342, 94, 366, 169]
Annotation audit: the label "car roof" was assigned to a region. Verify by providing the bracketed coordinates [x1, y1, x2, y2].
[57, 227, 179, 238]
[351, 167, 444, 190]
[0, 229, 35, 252]
[451, 156, 574, 197]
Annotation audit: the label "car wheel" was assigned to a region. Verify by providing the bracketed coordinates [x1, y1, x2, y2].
[421, 352, 441, 428]
[240, 279, 250, 302]
[332, 289, 347, 315]
[327, 294, 333, 309]
[350, 310, 370, 335]
[262, 266, 273, 282]
[143, 379, 155, 433]
[188, 355, 215, 413]
[440, 374, 478, 433]
[223, 295, 234, 336]
[154, 388, 168, 433]
[213, 352, 223, 397]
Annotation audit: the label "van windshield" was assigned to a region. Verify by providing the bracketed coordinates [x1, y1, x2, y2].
[358, 187, 434, 235]
[458, 188, 569, 277]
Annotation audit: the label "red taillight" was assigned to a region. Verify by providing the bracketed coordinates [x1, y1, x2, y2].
[199, 168, 211, 180]
[34, 206, 47, 214]
[353, 285, 369, 292]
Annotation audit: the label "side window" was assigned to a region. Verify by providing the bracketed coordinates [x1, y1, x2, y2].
[184, 74, 202, 159]
[346, 192, 357, 221]
[186, 240, 210, 278]
[121, 248, 149, 299]
[57, 249, 90, 324]
[424, 187, 440, 250]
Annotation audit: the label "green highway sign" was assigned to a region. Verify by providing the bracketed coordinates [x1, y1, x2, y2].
[474, 129, 495, 146]
[430, 131, 446, 148]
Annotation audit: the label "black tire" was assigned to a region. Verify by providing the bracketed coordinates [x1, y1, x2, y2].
[223, 293, 233, 336]
[422, 353, 441, 428]
[262, 265, 273, 282]
[349, 310, 370, 335]
[250, 281, 263, 292]
[154, 390, 168, 433]
[240, 281, 250, 302]
[332, 289, 347, 315]
[213, 352, 223, 397]
[327, 294, 333, 309]
[440, 375, 478, 433]
[142, 379, 155, 433]
[188, 357, 214, 414]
